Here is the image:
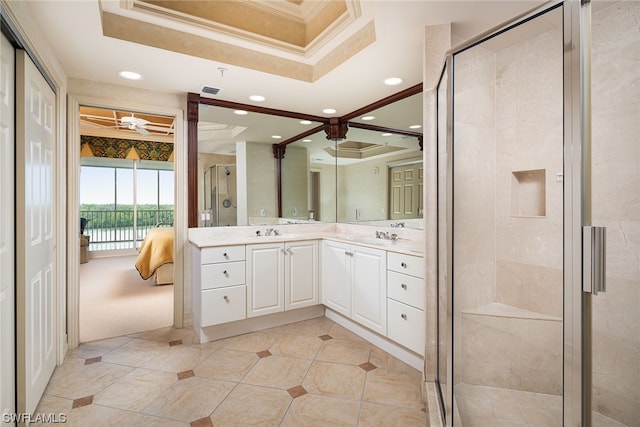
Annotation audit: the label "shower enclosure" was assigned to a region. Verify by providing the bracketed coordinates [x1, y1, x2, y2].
[435, 1, 639, 426]
[203, 164, 237, 227]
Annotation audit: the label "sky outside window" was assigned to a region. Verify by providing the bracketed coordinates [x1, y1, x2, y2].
[80, 165, 173, 206]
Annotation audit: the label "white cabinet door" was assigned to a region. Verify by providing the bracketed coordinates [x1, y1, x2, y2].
[351, 245, 387, 335]
[285, 240, 318, 310]
[246, 243, 284, 317]
[321, 240, 351, 317]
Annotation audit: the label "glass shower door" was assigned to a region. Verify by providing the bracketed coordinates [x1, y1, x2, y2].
[449, 5, 564, 425]
[588, 2, 640, 425]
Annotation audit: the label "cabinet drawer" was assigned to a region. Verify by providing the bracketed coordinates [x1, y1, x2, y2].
[201, 245, 245, 264]
[201, 285, 246, 326]
[387, 271, 425, 310]
[387, 252, 424, 278]
[387, 299, 425, 355]
[201, 261, 245, 289]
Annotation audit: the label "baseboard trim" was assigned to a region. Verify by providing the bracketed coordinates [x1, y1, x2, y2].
[325, 308, 424, 371]
[193, 305, 324, 342]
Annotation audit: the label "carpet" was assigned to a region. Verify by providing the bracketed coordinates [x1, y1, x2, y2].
[79, 255, 174, 343]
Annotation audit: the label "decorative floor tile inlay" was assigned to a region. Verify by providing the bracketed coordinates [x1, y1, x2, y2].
[318, 334, 333, 341]
[177, 370, 195, 380]
[72, 395, 94, 409]
[256, 350, 272, 358]
[84, 356, 102, 365]
[287, 385, 308, 398]
[359, 362, 377, 372]
[190, 417, 213, 427]
[168, 339, 183, 347]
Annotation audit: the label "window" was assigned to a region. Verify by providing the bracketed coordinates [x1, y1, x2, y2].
[80, 158, 174, 250]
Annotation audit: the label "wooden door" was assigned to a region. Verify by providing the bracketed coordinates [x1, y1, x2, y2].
[389, 163, 423, 219]
[16, 50, 57, 414]
[0, 32, 16, 419]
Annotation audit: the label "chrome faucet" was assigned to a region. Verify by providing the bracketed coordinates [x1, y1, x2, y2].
[265, 228, 280, 236]
[391, 222, 405, 228]
[375, 231, 399, 241]
[376, 231, 390, 239]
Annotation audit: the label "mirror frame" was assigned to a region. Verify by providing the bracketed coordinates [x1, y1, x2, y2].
[187, 84, 423, 228]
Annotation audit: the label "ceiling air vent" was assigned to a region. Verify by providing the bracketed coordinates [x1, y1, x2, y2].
[201, 85, 222, 96]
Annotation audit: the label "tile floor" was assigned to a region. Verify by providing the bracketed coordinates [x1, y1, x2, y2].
[34, 316, 428, 426]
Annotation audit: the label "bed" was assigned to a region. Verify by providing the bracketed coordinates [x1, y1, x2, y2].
[135, 226, 174, 284]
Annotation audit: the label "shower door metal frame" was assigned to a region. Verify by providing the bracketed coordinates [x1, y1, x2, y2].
[436, 1, 590, 425]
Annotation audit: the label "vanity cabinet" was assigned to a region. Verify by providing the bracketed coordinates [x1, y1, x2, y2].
[386, 252, 425, 354]
[246, 240, 319, 318]
[321, 240, 387, 335]
[192, 245, 247, 327]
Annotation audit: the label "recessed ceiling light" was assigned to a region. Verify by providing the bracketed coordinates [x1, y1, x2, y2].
[118, 70, 142, 80]
[303, 139, 312, 142]
[234, 110, 248, 115]
[323, 108, 337, 114]
[409, 124, 422, 129]
[272, 135, 282, 139]
[300, 120, 312, 125]
[384, 77, 403, 86]
[249, 95, 265, 102]
[382, 133, 393, 136]
[362, 116, 375, 121]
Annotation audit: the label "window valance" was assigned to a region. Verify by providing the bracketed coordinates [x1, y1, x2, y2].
[80, 135, 174, 162]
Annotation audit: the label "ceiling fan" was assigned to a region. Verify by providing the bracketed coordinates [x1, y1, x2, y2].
[120, 114, 151, 136]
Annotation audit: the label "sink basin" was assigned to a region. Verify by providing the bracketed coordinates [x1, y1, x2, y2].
[346, 236, 396, 246]
[250, 233, 304, 240]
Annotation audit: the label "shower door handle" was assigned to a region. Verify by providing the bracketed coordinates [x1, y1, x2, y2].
[583, 226, 606, 295]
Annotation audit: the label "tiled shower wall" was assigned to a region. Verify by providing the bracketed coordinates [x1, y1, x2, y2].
[455, 22, 564, 395]
[590, 2, 640, 425]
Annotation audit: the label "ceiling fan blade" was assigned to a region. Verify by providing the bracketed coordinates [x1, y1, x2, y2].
[143, 125, 175, 133]
[136, 127, 151, 136]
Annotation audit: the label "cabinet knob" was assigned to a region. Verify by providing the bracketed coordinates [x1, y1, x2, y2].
[401, 313, 407, 320]
[401, 283, 408, 290]
[287, 248, 293, 254]
[281, 248, 287, 254]
[223, 295, 229, 302]
[401, 262, 407, 268]
[223, 270, 228, 275]
[223, 252, 228, 258]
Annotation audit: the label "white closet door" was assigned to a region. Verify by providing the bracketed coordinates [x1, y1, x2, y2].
[16, 49, 57, 414]
[0, 32, 16, 419]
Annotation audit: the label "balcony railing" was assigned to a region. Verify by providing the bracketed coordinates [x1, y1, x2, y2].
[80, 209, 174, 246]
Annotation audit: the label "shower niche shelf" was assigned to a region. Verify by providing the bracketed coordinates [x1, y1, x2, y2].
[511, 169, 546, 217]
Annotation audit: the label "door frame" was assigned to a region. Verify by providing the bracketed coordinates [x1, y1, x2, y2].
[66, 95, 185, 349]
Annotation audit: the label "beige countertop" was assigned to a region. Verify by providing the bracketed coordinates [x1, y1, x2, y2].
[188, 229, 424, 257]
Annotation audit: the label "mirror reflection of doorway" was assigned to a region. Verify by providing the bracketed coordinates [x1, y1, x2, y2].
[389, 161, 424, 220]
[310, 170, 321, 221]
[204, 164, 237, 227]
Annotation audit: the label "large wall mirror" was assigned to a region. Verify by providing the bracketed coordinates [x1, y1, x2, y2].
[187, 85, 423, 229]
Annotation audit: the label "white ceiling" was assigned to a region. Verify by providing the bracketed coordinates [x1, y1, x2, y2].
[25, 1, 546, 116]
